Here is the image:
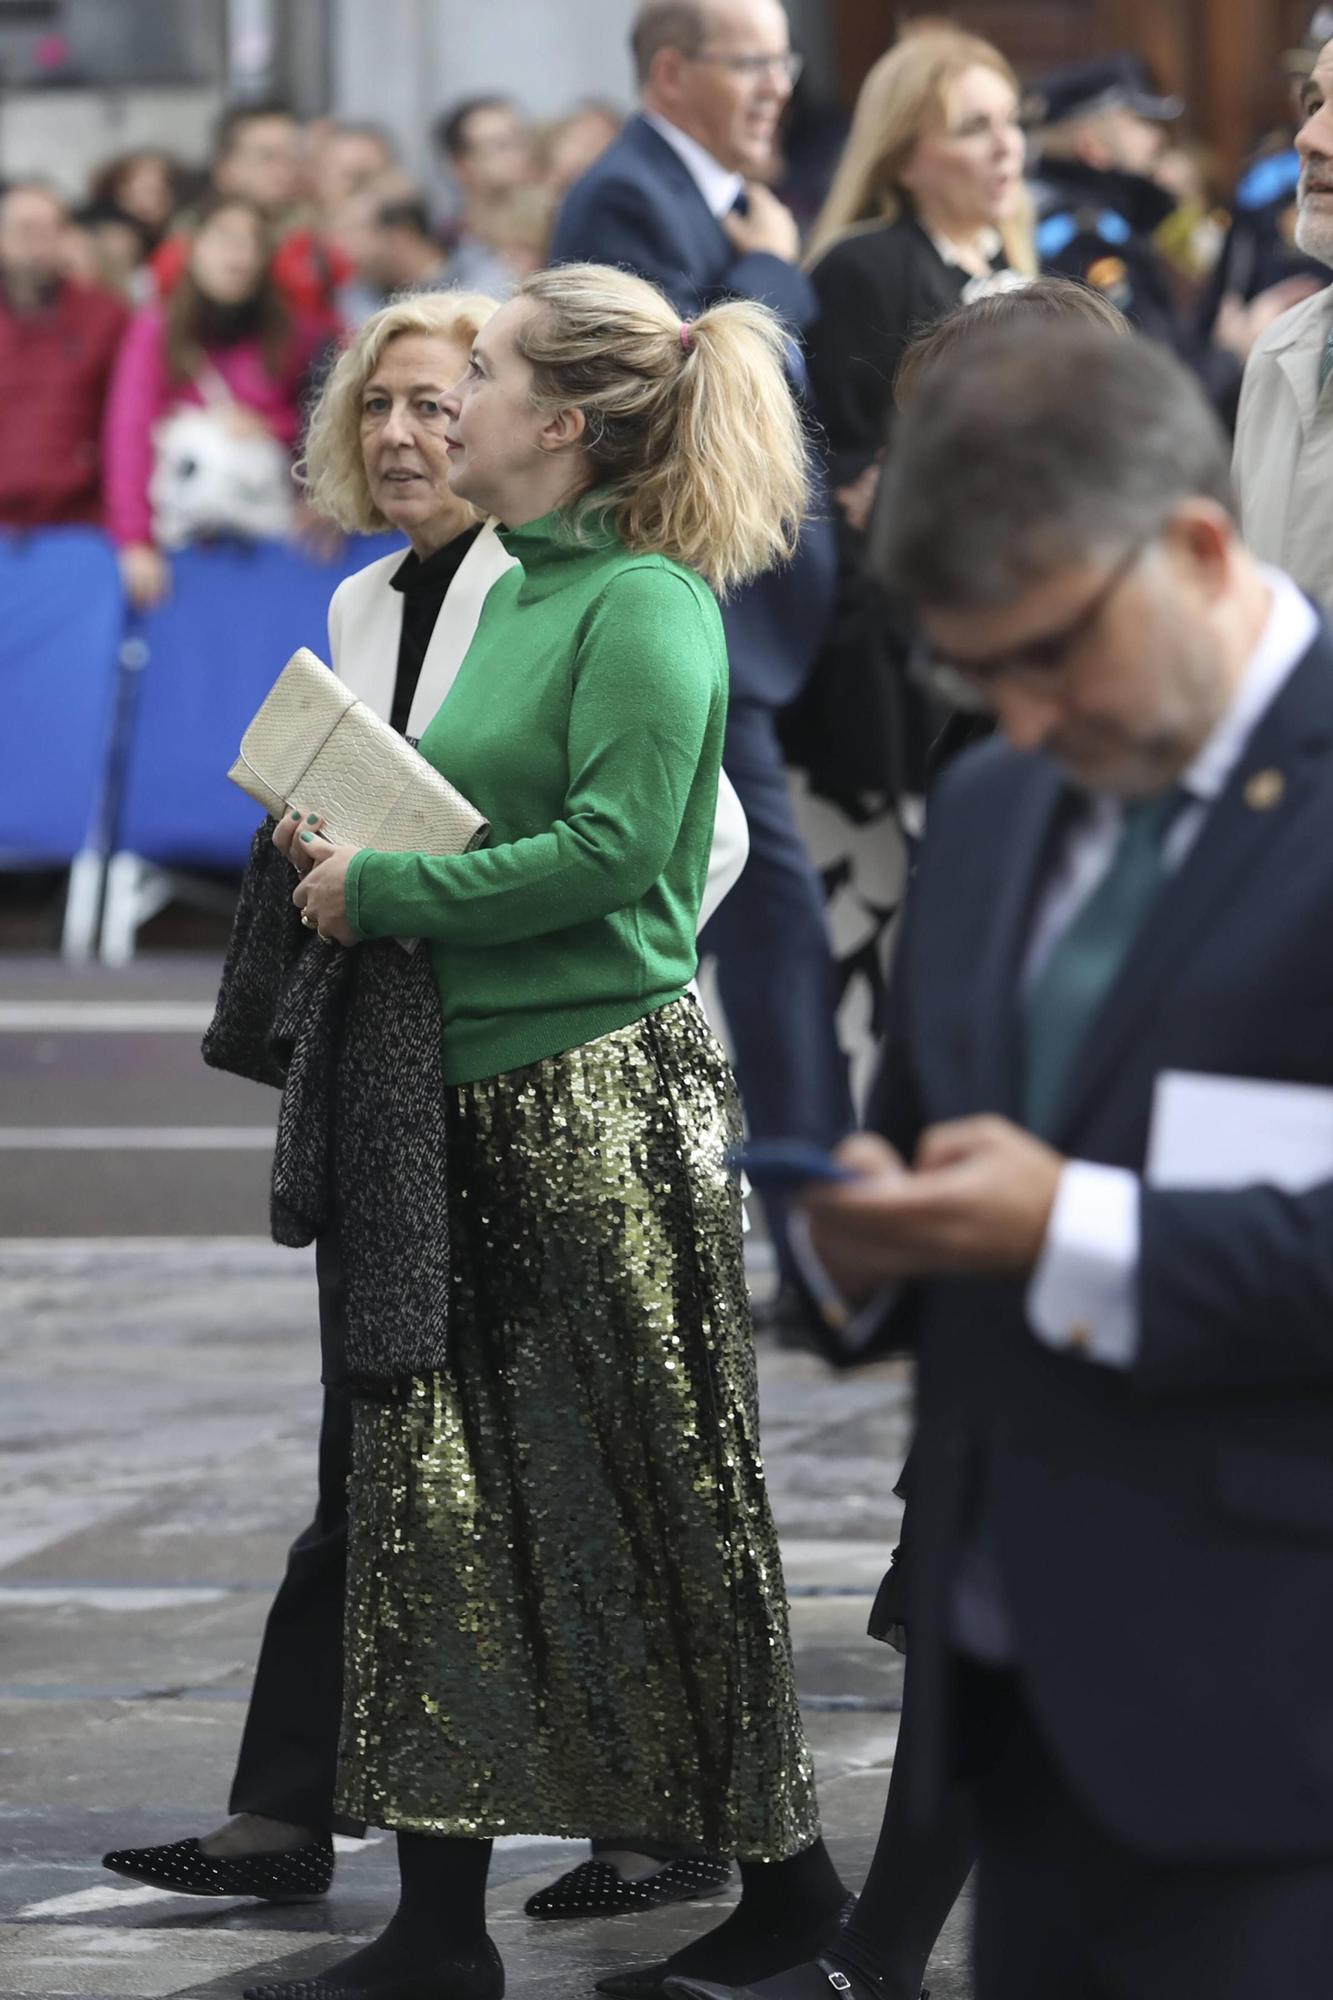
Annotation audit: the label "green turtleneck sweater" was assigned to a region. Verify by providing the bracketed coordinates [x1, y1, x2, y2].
[344, 513, 728, 1085]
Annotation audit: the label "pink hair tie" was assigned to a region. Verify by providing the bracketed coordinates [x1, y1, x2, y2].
[680, 321, 693, 352]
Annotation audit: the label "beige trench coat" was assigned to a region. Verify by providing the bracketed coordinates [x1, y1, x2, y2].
[1233, 283, 1333, 613]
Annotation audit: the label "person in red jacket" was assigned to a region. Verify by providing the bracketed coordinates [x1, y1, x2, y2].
[0, 180, 128, 530]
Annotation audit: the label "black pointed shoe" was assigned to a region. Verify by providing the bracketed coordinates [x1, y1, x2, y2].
[101, 1834, 334, 1902]
[242, 1936, 504, 2000]
[596, 1895, 856, 2000]
[525, 1855, 733, 1920]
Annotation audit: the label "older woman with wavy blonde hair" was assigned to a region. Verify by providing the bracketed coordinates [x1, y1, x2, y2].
[103, 288, 522, 1922]
[294, 287, 514, 740]
[241, 261, 847, 2000]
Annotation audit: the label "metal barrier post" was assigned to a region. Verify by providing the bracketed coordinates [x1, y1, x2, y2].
[59, 623, 149, 963]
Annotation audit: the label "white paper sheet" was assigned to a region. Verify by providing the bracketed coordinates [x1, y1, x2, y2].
[1147, 1070, 1333, 1191]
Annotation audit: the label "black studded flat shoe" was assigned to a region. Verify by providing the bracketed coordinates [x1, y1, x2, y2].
[101, 1834, 334, 1902]
[525, 1854, 732, 1920]
[242, 1934, 504, 2000]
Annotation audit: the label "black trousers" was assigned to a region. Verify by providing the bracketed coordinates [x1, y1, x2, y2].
[229, 1234, 359, 1832]
[965, 1664, 1333, 1999]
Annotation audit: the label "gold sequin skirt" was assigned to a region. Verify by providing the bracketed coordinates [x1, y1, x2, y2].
[335, 995, 819, 1859]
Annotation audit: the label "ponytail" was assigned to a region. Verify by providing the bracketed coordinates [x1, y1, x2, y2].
[516, 263, 810, 596]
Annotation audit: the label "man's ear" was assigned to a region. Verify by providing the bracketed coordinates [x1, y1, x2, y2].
[647, 45, 687, 115]
[539, 405, 588, 455]
[1162, 499, 1235, 596]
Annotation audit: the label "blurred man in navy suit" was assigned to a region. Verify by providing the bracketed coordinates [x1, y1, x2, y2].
[552, 0, 850, 1279]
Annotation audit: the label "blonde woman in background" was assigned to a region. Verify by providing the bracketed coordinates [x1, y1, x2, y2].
[781, 26, 1036, 1120]
[244, 263, 849, 2000]
[805, 24, 1035, 487]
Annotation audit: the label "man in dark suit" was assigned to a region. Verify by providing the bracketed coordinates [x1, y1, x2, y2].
[550, 0, 850, 1275]
[797, 325, 1333, 1996]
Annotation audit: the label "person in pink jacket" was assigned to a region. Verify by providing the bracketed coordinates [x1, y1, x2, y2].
[103, 191, 332, 607]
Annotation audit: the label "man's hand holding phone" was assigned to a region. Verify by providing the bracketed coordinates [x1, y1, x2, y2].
[798, 1120, 1065, 1285]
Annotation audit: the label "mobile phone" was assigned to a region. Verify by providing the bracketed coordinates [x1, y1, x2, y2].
[730, 1139, 857, 1190]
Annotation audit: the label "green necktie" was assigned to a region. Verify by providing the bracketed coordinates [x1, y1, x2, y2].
[1022, 788, 1186, 1138]
[1321, 326, 1333, 393]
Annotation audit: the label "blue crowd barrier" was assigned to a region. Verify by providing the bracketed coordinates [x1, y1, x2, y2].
[1, 526, 403, 956]
[114, 534, 399, 871]
[0, 528, 126, 865]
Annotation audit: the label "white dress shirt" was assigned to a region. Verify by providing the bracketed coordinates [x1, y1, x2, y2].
[792, 567, 1318, 1379]
[642, 111, 744, 221]
[1027, 566, 1318, 1364]
[919, 222, 1021, 305]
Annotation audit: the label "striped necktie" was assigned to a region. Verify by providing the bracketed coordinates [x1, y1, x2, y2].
[1022, 787, 1188, 1139]
[1320, 325, 1333, 393]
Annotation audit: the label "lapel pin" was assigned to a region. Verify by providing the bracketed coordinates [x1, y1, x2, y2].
[1244, 768, 1285, 812]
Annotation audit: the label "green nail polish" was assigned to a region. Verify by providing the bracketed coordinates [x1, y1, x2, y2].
[290, 808, 301, 821]
[301, 832, 314, 843]
[306, 813, 319, 825]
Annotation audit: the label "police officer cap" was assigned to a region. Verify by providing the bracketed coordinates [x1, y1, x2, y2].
[1028, 54, 1184, 128]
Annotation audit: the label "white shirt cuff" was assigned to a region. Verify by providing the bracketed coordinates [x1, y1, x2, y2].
[1026, 1161, 1141, 1367]
[787, 1209, 896, 1354]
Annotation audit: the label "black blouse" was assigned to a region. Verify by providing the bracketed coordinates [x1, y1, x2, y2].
[806, 215, 992, 486]
[387, 525, 482, 738]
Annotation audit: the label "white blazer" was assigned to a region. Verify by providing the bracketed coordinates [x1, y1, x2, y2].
[1233, 284, 1333, 615]
[326, 520, 749, 928]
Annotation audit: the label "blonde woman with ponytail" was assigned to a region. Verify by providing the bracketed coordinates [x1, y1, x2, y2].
[255, 262, 848, 2000]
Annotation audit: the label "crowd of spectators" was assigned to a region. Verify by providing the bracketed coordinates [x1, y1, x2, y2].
[0, 92, 625, 602]
[0, 38, 1327, 608]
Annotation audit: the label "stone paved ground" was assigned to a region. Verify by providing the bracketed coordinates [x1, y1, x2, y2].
[0, 950, 973, 1999]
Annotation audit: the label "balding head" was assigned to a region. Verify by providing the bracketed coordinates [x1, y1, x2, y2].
[1296, 38, 1333, 263]
[875, 324, 1235, 611]
[632, 1, 710, 85]
[874, 325, 1259, 798]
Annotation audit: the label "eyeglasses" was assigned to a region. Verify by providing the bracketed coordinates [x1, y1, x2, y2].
[911, 535, 1153, 714]
[688, 49, 804, 84]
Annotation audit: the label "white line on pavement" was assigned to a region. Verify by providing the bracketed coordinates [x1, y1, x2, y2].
[0, 1585, 228, 1612]
[0, 1128, 273, 1149]
[0, 1003, 214, 1032]
[0, 1236, 288, 1252]
[18, 1885, 175, 1919]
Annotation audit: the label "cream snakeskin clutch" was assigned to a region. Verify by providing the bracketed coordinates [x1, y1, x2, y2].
[228, 647, 488, 856]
